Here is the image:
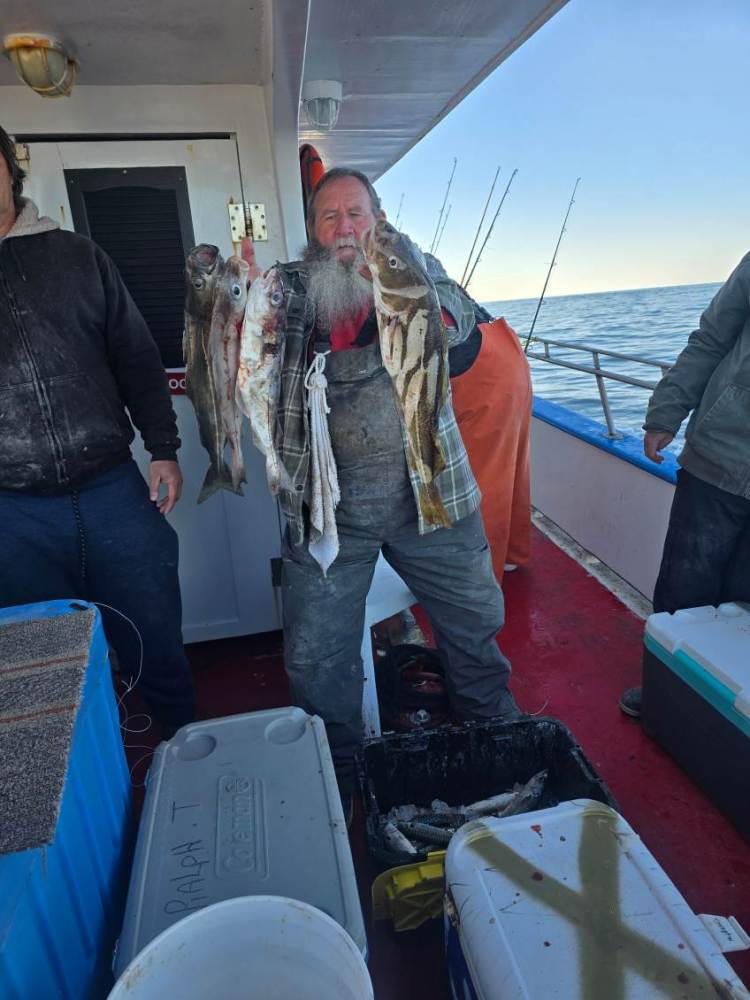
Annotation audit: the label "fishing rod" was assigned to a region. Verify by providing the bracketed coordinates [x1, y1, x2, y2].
[433, 204, 452, 254]
[429, 157, 457, 254]
[460, 165, 501, 286]
[524, 177, 581, 352]
[464, 168, 518, 290]
[394, 192, 405, 229]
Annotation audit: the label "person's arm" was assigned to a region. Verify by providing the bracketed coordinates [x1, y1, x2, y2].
[423, 252, 475, 347]
[644, 252, 750, 435]
[96, 247, 183, 512]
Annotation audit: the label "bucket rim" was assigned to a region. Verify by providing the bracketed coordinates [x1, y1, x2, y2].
[109, 894, 372, 998]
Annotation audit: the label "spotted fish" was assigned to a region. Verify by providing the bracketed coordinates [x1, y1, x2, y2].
[361, 219, 450, 527]
[184, 244, 244, 503]
[208, 255, 250, 492]
[235, 267, 291, 494]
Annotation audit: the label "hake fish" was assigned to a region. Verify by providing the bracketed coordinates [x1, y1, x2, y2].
[361, 220, 451, 528]
[208, 255, 250, 492]
[184, 244, 244, 503]
[235, 267, 291, 494]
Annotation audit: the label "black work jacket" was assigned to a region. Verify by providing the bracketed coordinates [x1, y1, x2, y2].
[0, 225, 179, 492]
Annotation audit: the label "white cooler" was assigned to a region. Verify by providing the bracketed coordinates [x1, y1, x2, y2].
[444, 800, 749, 999]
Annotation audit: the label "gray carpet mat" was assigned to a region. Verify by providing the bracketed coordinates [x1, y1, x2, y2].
[0, 607, 94, 854]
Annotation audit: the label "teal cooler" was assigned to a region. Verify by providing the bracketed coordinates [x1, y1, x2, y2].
[642, 603, 750, 840]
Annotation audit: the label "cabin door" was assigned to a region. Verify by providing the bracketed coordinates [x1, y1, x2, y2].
[21, 138, 281, 642]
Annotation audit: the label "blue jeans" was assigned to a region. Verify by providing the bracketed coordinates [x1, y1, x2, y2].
[0, 460, 195, 726]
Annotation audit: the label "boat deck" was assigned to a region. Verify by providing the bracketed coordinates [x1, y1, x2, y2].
[123, 523, 750, 997]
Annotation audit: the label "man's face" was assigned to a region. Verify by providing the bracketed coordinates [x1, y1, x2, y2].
[0, 155, 14, 226]
[311, 177, 379, 265]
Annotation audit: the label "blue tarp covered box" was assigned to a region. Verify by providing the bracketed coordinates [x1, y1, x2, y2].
[0, 600, 132, 999]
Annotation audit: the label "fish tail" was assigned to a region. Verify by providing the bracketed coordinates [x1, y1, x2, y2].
[419, 482, 451, 528]
[197, 462, 244, 504]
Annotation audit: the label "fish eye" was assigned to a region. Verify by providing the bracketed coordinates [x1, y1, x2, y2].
[387, 256, 399, 268]
[231, 284, 242, 297]
[271, 291, 283, 306]
[192, 277, 205, 288]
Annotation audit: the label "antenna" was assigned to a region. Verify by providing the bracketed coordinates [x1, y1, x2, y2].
[464, 169, 518, 290]
[429, 157, 457, 254]
[433, 204, 452, 255]
[460, 165, 501, 286]
[394, 193, 405, 229]
[524, 177, 581, 351]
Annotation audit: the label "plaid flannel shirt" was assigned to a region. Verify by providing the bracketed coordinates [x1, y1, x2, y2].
[275, 257, 481, 542]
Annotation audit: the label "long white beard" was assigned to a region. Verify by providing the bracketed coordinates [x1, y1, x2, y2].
[303, 238, 373, 328]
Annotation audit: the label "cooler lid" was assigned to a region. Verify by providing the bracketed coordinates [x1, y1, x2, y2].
[445, 800, 749, 999]
[114, 708, 365, 974]
[645, 603, 750, 719]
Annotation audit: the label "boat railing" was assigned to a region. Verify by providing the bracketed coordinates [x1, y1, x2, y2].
[525, 336, 673, 438]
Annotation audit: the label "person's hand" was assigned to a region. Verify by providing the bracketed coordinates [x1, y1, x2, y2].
[149, 460, 183, 514]
[240, 236, 262, 283]
[643, 430, 674, 464]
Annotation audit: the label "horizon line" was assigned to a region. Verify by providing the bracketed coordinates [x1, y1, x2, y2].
[482, 277, 723, 305]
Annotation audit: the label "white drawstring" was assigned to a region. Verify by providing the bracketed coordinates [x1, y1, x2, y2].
[304, 351, 340, 574]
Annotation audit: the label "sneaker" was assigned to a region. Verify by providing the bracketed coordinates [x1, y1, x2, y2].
[619, 686, 642, 719]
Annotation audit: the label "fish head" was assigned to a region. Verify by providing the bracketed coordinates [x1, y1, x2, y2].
[247, 265, 286, 340]
[360, 220, 432, 315]
[185, 243, 224, 320]
[224, 256, 251, 314]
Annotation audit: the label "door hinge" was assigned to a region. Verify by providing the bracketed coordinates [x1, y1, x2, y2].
[228, 201, 268, 242]
[14, 143, 29, 172]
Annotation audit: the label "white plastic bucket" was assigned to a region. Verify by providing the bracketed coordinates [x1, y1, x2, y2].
[108, 895, 374, 999]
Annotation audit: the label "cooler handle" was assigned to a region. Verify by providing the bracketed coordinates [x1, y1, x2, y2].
[698, 914, 750, 953]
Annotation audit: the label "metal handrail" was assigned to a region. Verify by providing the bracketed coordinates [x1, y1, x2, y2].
[525, 335, 673, 439]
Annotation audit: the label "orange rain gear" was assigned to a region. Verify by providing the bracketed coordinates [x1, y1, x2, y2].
[451, 318, 532, 583]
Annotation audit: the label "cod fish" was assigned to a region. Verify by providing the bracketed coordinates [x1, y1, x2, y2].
[361, 219, 451, 528]
[208, 255, 250, 492]
[235, 267, 291, 494]
[184, 244, 244, 503]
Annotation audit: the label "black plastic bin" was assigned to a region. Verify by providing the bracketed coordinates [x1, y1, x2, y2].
[358, 716, 618, 868]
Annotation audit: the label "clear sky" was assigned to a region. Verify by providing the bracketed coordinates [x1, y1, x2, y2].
[375, 0, 750, 302]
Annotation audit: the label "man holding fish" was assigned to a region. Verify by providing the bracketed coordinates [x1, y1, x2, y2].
[263, 168, 521, 805]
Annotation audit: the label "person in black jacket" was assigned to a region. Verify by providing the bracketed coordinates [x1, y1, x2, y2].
[0, 127, 195, 733]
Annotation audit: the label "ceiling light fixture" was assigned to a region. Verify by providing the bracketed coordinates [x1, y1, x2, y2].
[302, 79, 343, 132]
[3, 33, 78, 98]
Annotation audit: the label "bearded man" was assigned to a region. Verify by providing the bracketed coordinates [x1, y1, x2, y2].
[275, 168, 520, 811]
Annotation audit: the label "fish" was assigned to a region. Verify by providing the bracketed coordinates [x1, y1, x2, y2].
[381, 820, 418, 856]
[464, 789, 519, 820]
[208, 255, 250, 492]
[398, 820, 454, 847]
[496, 770, 548, 818]
[360, 219, 451, 528]
[235, 266, 292, 494]
[184, 244, 244, 503]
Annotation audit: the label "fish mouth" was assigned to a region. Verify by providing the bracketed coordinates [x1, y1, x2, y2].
[191, 243, 220, 273]
[359, 227, 374, 256]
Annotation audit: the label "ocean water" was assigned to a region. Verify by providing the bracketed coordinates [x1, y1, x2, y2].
[483, 281, 722, 448]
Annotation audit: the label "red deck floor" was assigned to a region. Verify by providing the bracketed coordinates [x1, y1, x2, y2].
[123, 524, 750, 996]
